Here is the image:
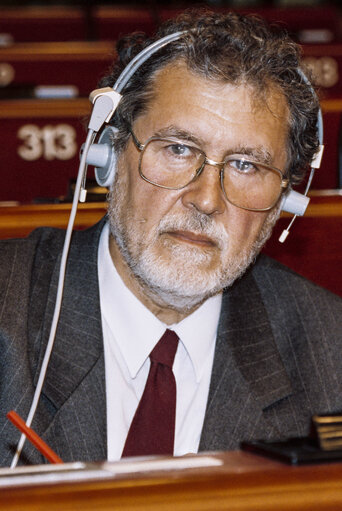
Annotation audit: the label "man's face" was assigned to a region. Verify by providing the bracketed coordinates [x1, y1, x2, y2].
[108, 61, 289, 313]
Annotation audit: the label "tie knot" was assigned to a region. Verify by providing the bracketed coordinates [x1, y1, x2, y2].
[150, 329, 179, 368]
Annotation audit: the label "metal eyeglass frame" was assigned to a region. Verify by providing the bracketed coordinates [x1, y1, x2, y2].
[130, 129, 289, 212]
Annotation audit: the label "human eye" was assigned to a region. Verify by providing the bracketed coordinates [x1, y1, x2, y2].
[229, 158, 258, 174]
[152, 138, 203, 173]
[165, 142, 193, 159]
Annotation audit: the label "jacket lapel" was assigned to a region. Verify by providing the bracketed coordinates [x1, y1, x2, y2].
[199, 265, 295, 451]
[28, 220, 107, 463]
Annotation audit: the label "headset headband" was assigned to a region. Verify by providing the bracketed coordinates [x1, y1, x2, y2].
[114, 31, 186, 93]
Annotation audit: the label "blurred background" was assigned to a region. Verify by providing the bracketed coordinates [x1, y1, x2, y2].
[0, 0, 341, 296]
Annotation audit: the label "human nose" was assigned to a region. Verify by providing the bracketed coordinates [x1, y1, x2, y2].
[181, 162, 226, 216]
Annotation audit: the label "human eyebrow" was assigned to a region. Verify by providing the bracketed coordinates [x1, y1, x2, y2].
[226, 146, 273, 165]
[153, 125, 205, 147]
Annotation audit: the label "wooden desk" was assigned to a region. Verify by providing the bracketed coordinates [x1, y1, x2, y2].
[0, 98, 91, 202]
[93, 6, 156, 40]
[0, 5, 87, 43]
[0, 41, 115, 95]
[1, 451, 342, 510]
[0, 202, 106, 240]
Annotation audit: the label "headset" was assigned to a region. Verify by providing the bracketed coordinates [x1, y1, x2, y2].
[10, 30, 324, 467]
[86, 56, 324, 244]
[87, 71, 324, 216]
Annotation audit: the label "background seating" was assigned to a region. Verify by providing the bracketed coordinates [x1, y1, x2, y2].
[92, 6, 156, 40]
[263, 194, 342, 297]
[0, 5, 88, 43]
[0, 41, 115, 97]
[302, 44, 342, 100]
[158, 5, 342, 44]
[0, 98, 91, 202]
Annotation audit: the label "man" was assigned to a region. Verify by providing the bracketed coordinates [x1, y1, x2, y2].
[0, 11, 341, 467]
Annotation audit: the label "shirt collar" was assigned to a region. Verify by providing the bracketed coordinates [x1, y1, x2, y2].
[170, 292, 222, 382]
[98, 222, 222, 381]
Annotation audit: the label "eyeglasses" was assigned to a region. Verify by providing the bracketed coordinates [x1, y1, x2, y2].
[130, 129, 289, 212]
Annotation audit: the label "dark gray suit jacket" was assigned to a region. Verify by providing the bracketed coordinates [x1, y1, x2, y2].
[0, 219, 341, 466]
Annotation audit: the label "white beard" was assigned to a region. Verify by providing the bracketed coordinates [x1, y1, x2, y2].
[107, 177, 280, 312]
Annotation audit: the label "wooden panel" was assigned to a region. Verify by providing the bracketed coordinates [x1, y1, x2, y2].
[1, 451, 342, 510]
[0, 41, 115, 96]
[0, 98, 92, 203]
[243, 6, 341, 44]
[0, 203, 106, 240]
[158, 6, 341, 44]
[93, 6, 156, 40]
[263, 194, 342, 297]
[0, 6, 87, 43]
[302, 44, 342, 99]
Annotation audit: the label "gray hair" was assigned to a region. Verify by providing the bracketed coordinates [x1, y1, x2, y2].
[99, 10, 320, 185]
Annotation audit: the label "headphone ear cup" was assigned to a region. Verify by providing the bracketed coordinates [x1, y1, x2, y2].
[280, 189, 310, 216]
[86, 126, 118, 187]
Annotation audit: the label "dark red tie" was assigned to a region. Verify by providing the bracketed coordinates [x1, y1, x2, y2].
[122, 329, 179, 457]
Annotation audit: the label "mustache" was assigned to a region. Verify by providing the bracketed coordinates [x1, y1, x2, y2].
[157, 211, 228, 249]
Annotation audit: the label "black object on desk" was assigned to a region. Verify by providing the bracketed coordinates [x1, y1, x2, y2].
[241, 412, 342, 465]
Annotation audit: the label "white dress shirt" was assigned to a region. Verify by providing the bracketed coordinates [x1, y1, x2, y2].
[98, 222, 222, 461]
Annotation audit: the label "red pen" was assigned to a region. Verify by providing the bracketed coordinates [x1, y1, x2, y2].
[7, 410, 63, 464]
